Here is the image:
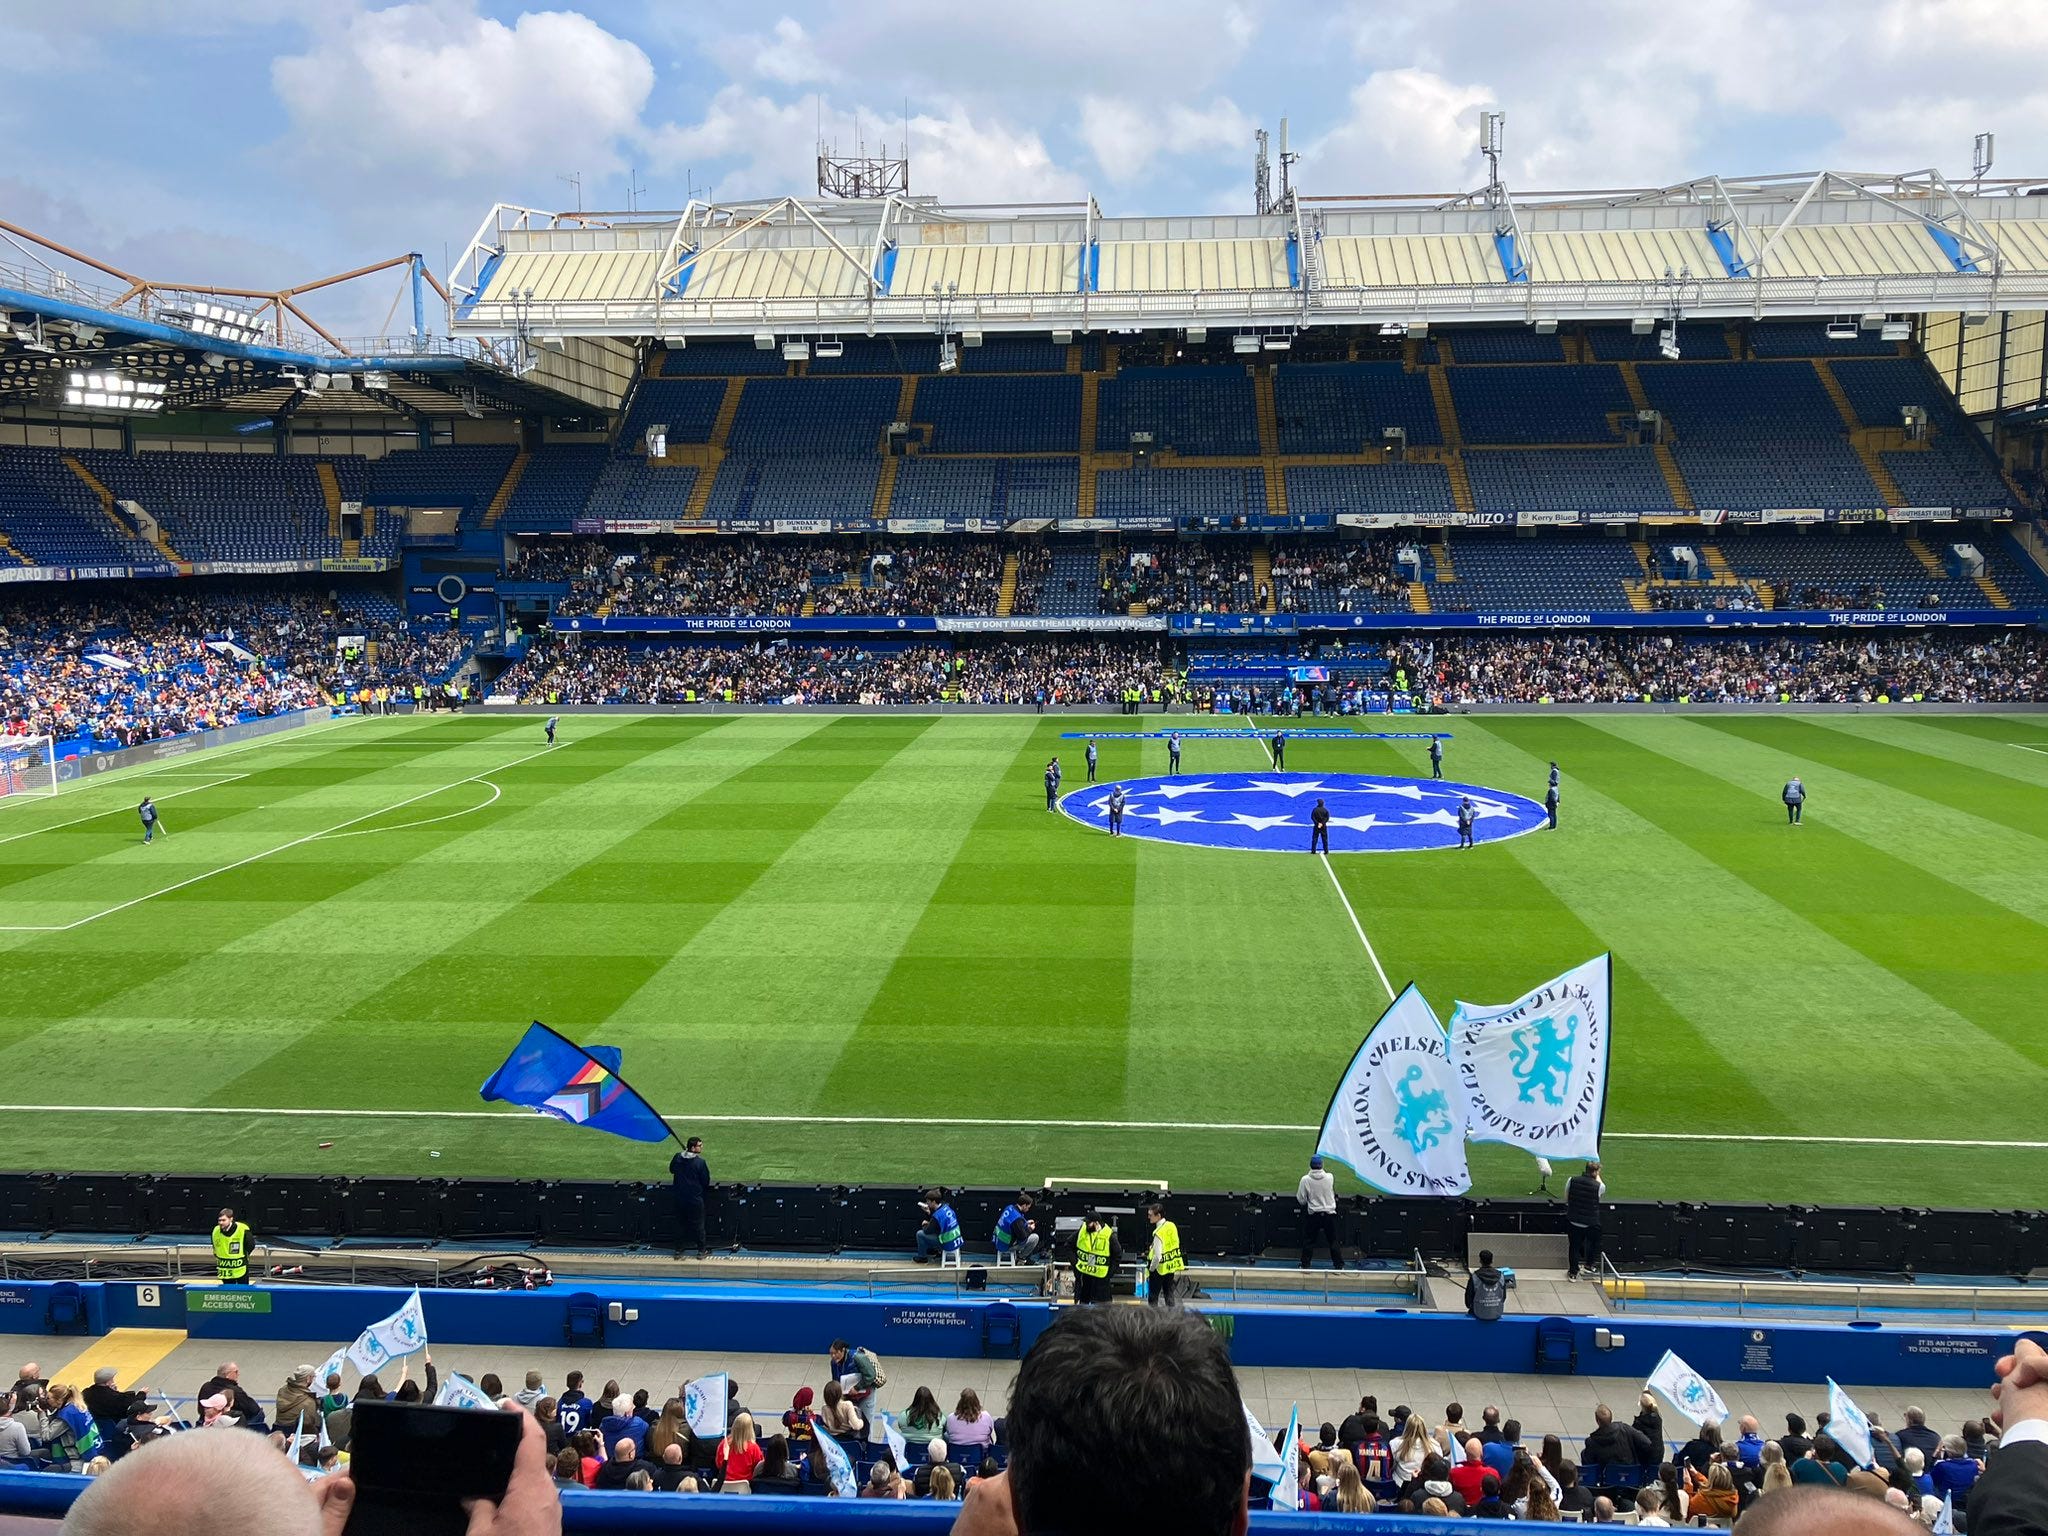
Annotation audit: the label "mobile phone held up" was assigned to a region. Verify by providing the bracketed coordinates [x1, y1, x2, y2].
[343, 1400, 521, 1536]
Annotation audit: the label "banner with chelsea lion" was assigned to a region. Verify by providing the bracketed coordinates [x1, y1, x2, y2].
[1447, 954, 1612, 1160]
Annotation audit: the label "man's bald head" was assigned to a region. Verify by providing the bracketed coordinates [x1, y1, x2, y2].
[1732, 1485, 1923, 1536]
[60, 1430, 321, 1536]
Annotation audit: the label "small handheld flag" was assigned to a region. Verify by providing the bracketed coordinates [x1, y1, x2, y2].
[1825, 1378, 1876, 1468]
[684, 1373, 729, 1439]
[346, 1288, 428, 1373]
[818, 1424, 858, 1497]
[436, 1373, 498, 1411]
[1243, 1401, 1285, 1484]
[480, 1022, 675, 1145]
[1646, 1350, 1730, 1428]
[878, 1410, 908, 1468]
[1271, 1404, 1302, 1512]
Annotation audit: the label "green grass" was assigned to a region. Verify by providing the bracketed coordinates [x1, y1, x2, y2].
[3, 709, 2046, 1207]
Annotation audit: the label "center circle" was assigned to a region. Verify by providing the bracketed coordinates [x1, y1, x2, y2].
[1057, 771, 1549, 855]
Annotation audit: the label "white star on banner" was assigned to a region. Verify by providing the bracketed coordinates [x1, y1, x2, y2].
[1244, 779, 1327, 799]
[1325, 813, 1381, 832]
[1153, 807, 1212, 826]
[1403, 808, 1462, 827]
[1228, 812, 1298, 831]
[1349, 783, 1431, 801]
[1145, 781, 1223, 800]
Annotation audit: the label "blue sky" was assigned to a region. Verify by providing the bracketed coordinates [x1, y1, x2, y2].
[3, 1, 2045, 337]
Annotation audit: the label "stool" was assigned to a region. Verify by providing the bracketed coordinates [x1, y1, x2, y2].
[940, 1247, 963, 1269]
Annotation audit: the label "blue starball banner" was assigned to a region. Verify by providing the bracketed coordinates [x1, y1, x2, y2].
[1057, 771, 1547, 855]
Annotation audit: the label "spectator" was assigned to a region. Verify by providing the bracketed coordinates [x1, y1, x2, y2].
[83, 1368, 147, 1426]
[1583, 1403, 1651, 1469]
[1401, 1454, 1463, 1515]
[0, 1397, 30, 1465]
[818, 1381, 864, 1439]
[1589, 1494, 1618, 1524]
[1928, 1434, 1981, 1504]
[1731, 1484, 1924, 1533]
[515, 1371, 547, 1411]
[273, 1368, 319, 1439]
[533, 1397, 564, 1456]
[914, 1439, 966, 1498]
[643, 1399, 691, 1462]
[571, 1430, 602, 1487]
[749, 1434, 802, 1493]
[1782, 1412, 1814, 1464]
[1632, 1392, 1666, 1465]
[1556, 1462, 1593, 1518]
[950, 1305, 1247, 1536]
[945, 1388, 995, 1450]
[1656, 1460, 1689, 1521]
[1635, 1486, 1670, 1526]
[1394, 1414, 1440, 1479]
[1449, 1439, 1491, 1503]
[1482, 1419, 1521, 1479]
[715, 1412, 763, 1483]
[1793, 1432, 1854, 1489]
[1896, 1405, 1942, 1465]
[1470, 1472, 1507, 1519]
[1333, 1458, 1370, 1513]
[861, 1461, 906, 1499]
[781, 1387, 819, 1446]
[652, 1443, 692, 1493]
[592, 1436, 655, 1491]
[1337, 1395, 1378, 1448]
[597, 1393, 649, 1456]
[552, 1448, 582, 1486]
[1736, 1413, 1767, 1465]
[1691, 1459, 1741, 1519]
[194, 1363, 263, 1429]
[900, 1386, 945, 1440]
[56, 1423, 362, 1535]
[1759, 1441, 1793, 1497]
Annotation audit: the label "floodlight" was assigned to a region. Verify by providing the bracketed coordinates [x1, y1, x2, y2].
[363, 371, 391, 391]
[1658, 326, 1681, 361]
[1231, 333, 1259, 354]
[1378, 322, 1406, 338]
[61, 368, 165, 412]
[962, 330, 983, 348]
[1880, 319, 1911, 342]
[753, 333, 776, 350]
[938, 340, 959, 372]
[1185, 326, 1207, 344]
[814, 339, 844, 359]
[1860, 312, 1886, 330]
[1407, 322, 1429, 338]
[1533, 318, 1558, 335]
[1824, 317, 1859, 341]
[781, 341, 809, 361]
[1631, 316, 1656, 335]
[1261, 332, 1292, 351]
[1051, 329, 1074, 345]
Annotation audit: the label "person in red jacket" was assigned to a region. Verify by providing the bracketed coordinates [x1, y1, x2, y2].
[1449, 1439, 1492, 1505]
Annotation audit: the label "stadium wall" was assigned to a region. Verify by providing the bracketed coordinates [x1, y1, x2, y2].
[6, 1278, 2040, 1389]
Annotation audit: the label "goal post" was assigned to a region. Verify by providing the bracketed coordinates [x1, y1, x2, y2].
[0, 735, 59, 799]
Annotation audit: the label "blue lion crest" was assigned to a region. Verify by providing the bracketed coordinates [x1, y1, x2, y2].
[1509, 1011, 1579, 1107]
[1393, 1065, 1455, 1154]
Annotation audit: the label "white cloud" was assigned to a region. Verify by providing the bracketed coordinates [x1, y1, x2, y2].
[1304, 69, 1496, 192]
[709, 16, 836, 86]
[647, 87, 1085, 205]
[1079, 96, 1254, 187]
[272, 4, 656, 180]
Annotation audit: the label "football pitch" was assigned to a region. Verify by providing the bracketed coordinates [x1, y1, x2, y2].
[2, 708, 2046, 1210]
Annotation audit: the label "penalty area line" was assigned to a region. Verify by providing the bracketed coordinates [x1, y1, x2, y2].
[7, 1104, 2048, 1149]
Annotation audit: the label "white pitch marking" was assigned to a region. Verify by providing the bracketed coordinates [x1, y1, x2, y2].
[0, 776, 246, 849]
[8, 1103, 2047, 1149]
[1319, 849, 1396, 1003]
[2007, 743, 2048, 757]
[317, 780, 502, 840]
[0, 742, 562, 932]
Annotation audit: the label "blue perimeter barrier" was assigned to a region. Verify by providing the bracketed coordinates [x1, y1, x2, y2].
[1054, 731, 1449, 740]
[0, 1469, 1563, 1533]
[8, 1279, 2040, 1391]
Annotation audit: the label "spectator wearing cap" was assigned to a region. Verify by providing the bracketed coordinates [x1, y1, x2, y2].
[1296, 1155, 1342, 1270]
[83, 1367, 147, 1425]
[274, 1366, 319, 1438]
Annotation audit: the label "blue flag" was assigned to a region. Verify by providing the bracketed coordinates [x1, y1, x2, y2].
[479, 1022, 673, 1144]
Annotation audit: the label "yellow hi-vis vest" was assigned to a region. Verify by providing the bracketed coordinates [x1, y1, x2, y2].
[1149, 1219, 1184, 1276]
[1075, 1224, 1111, 1278]
[212, 1221, 250, 1281]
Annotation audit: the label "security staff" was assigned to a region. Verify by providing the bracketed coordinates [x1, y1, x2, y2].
[212, 1207, 252, 1286]
[138, 797, 162, 844]
[1144, 1202, 1184, 1306]
[1085, 738, 1099, 783]
[1072, 1210, 1120, 1305]
[545, 715, 559, 745]
[1044, 757, 1062, 811]
[1167, 733, 1182, 773]
[1107, 785, 1126, 837]
[1544, 780, 1559, 830]
[1270, 730, 1286, 770]
[1457, 796, 1476, 850]
[1565, 1160, 1606, 1281]
[1429, 736, 1444, 779]
[1309, 797, 1331, 855]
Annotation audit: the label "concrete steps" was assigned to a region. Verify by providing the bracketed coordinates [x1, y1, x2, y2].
[481, 449, 529, 529]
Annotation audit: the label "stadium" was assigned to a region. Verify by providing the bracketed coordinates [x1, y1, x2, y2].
[1, 10, 2046, 1533]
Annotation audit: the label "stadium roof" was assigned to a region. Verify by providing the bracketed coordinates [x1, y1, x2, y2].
[450, 168, 2048, 340]
[0, 218, 615, 418]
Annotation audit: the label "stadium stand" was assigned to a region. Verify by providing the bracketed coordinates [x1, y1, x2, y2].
[1284, 461, 1458, 517]
[0, 447, 164, 565]
[1273, 362, 1444, 451]
[913, 373, 1081, 453]
[363, 444, 518, 518]
[498, 444, 609, 531]
[1446, 365, 1635, 444]
[1460, 448, 1672, 513]
[1095, 365, 1261, 454]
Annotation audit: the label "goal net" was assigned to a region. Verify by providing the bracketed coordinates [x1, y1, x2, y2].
[0, 735, 58, 799]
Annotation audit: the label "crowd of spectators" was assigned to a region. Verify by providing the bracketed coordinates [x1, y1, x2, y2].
[1645, 582, 1765, 612]
[1268, 534, 1406, 612]
[504, 636, 1173, 708]
[15, 1315, 2048, 1535]
[1403, 631, 2048, 705]
[0, 582, 463, 747]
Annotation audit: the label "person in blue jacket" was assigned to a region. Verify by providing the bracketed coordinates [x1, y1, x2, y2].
[993, 1192, 1042, 1262]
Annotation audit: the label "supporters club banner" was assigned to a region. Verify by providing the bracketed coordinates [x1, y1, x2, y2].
[1448, 955, 1612, 1160]
[1315, 986, 1472, 1197]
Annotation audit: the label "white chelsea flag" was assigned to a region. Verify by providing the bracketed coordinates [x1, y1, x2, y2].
[1315, 984, 1471, 1197]
[1448, 955, 1612, 1159]
[1646, 1350, 1730, 1428]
